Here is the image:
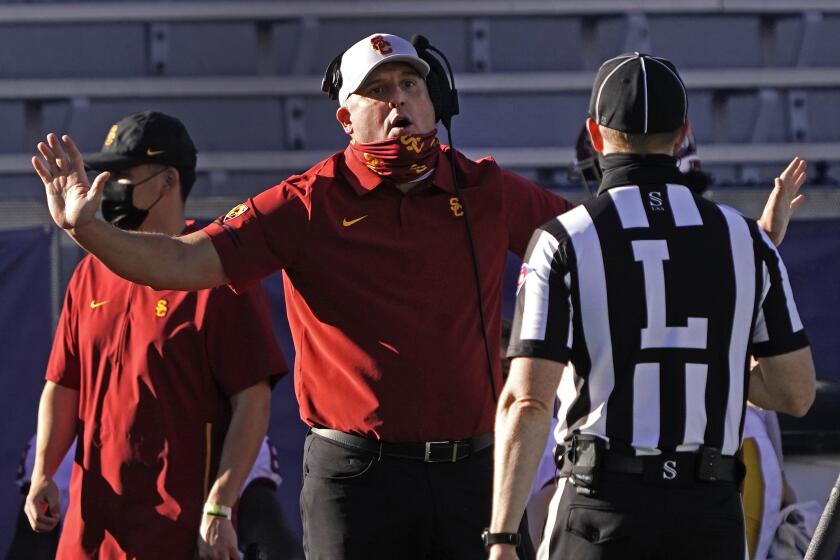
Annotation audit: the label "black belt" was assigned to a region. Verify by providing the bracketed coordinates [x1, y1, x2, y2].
[310, 427, 493, 463]
[559, 447, 741, 483]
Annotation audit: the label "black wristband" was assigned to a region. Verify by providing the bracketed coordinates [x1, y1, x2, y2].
[481, 529, 521, 548]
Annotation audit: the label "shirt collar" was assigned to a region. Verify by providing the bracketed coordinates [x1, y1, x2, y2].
[596, 153, 686, 195]
[340, 143, 384, 196]
[339, 143, 456, 196]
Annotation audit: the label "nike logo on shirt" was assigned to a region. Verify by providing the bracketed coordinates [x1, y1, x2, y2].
[342, 215, 368, 227]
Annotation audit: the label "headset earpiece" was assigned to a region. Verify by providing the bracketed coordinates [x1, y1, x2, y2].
[411, 35, 459, 129]
[321, 52, 344, 100]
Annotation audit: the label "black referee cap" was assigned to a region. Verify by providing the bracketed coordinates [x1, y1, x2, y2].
[589, 52, 687, 134]
[85, 110, 197, 172]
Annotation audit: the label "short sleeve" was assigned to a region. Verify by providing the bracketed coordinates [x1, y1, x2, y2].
[750, 228, 809, 357]
[44, 277, 82, 390]
[202, 178, 312, 294]
[501, 169, 573, 257]
[203, 284, 288, 397]
[507, 223, 574, 364]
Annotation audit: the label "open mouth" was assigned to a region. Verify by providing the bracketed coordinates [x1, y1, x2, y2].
[388, 116, 413, 136]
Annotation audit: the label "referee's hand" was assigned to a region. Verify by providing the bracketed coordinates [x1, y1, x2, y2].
[198, 514, 241, 560]
[758, 156, 807, 246]
[24, 475, 61, 533]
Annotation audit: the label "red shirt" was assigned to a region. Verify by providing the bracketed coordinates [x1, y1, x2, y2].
[204, 145, 571, 441]
[46, 235, 286, 559]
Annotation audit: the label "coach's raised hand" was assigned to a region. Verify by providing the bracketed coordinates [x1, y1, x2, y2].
[33, 133, 110, 233]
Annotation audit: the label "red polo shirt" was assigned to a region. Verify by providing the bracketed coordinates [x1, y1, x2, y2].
[45, 228, 286, 559]
[204, 145, 571, 442]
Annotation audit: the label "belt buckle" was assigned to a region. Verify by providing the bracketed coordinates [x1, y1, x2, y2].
[424, 441, 459, 462]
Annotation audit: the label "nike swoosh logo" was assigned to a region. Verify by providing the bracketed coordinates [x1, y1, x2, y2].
[146, 148, 165, 156]
[90, 300, 110, 309]
[342, 215, 368, 227]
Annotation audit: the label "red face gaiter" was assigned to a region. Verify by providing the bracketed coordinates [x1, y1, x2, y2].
[347, 131, 440, 183]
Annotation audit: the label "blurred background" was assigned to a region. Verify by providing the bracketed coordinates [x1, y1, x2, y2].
[0, 0, 838, 556]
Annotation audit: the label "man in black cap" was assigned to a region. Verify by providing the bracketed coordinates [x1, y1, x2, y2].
[84, 110, 200, 231]
[487, 53, 815, 560]
[24, 111, 287, 560]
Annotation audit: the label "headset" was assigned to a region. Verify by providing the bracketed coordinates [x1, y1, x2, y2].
[321, 53, 344, 100]
[321, 36, 498, 405]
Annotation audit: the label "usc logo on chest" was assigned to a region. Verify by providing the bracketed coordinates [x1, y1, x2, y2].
[155, 299, 169, 318]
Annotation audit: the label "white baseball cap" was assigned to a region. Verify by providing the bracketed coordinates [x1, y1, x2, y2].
[337, 33, 431, 106]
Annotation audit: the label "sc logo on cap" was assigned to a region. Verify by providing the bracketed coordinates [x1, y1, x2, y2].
[104, 124, 118, 147]
[370, 35, 393, 55]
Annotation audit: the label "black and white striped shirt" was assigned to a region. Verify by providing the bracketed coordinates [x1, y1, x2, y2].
[508, 154, 809, 456]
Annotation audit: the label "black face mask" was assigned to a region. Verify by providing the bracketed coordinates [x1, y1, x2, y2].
[101, 168, 167, 231]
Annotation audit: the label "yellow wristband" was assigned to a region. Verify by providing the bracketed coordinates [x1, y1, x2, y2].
[203, 503, 232, 519]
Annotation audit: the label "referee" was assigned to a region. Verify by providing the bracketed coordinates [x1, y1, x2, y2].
[486, 53, 816, 560]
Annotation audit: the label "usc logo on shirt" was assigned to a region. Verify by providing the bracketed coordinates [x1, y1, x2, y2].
[155, 299, 168, 318]
[449, 197, 464, 218]
[224, 204, 249, 222]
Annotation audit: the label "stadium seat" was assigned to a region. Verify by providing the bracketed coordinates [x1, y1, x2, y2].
[0, 24, 147, 78]
[686, 92, 715, 145]
[165, 23, 262, 76]
[293, 20, 472, 75]
[772, 15, 807, 67]
[486, 18, 585, 72]
[591, 16, 641, 69]
[46, 98, 287, 152]
[724, 92, 762, 143]
[455, 92, 589, 148]
[806, 90, 840, 142]
[809, 15, 840, 67]
[298, 97, 349, 150]
[0, 102, 26, 153]
[649, 16, 763, 68]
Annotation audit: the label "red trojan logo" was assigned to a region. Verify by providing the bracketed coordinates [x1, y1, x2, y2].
[370, 35, 393, 55]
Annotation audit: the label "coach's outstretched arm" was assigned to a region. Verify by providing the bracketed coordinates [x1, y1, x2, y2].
[33, 133, 226, 291]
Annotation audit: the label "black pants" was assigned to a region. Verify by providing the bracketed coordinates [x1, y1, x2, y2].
[5, 495, 59, 560]
[300, 432, 534, 560]
[237, 478, 305, 560]
[542, 473, 745, 560]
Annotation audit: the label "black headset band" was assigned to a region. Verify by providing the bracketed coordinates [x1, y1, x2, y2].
[321, 52, 344, 100]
